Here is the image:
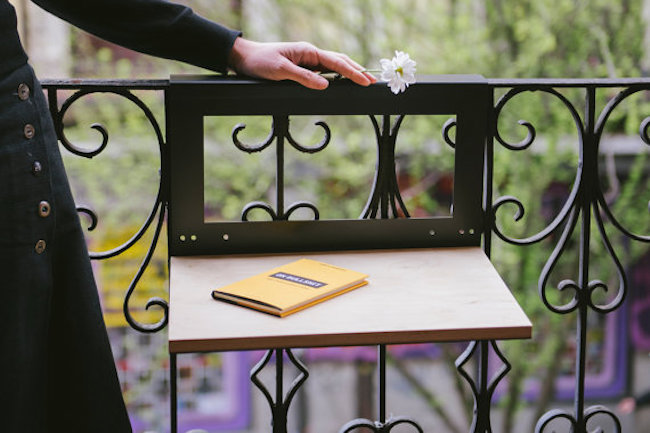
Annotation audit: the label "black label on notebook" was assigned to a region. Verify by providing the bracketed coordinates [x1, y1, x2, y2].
[270, 272, 326, 288]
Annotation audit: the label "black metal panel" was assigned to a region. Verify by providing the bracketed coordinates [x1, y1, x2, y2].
[167, 75, 488, 256]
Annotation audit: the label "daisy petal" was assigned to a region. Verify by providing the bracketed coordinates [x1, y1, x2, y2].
[378, 51, 417, 94]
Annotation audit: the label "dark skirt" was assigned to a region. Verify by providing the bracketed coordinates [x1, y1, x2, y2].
[0, 63, 132, 432]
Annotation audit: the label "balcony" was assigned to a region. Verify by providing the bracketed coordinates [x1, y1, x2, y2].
[41, 76, 650, 433]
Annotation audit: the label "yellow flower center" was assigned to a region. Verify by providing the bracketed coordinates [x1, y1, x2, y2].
[396, 66, 404, 76]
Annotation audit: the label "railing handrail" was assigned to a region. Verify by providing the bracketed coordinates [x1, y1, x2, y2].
[41, 76, 650, 89]
[41, 78, 169, 89]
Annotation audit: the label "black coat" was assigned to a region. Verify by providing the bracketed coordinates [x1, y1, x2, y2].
[0, 1, 239, 431]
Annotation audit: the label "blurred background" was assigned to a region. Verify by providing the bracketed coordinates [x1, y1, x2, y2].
[11, 0, 650, 431]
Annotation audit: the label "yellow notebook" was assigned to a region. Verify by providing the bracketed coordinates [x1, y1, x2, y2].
[211, 259, 369, 317]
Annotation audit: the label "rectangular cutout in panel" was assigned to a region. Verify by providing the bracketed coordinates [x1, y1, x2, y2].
[203, 115, 456, 223]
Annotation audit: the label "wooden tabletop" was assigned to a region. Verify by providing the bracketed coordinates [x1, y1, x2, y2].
[168, 247, 532, 353]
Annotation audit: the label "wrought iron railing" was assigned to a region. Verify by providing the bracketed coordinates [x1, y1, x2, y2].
[41, 77, 650, 433]
[487, 78, 650, 433]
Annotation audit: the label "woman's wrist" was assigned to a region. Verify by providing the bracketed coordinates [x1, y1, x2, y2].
[227, 36, 253, 73]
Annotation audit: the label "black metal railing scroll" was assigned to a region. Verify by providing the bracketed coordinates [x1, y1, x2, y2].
[487, 78, 650, 433]
[361, 114, 410, 219]
[250, 349, 309, 433]
[236, 115, 327, 222]
[43, 79, 169, 333]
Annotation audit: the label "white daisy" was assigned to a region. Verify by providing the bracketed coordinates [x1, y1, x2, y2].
[379, 51, 417, 94]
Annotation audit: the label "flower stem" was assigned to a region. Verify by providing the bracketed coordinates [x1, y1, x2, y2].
[319, 68, 381, 81]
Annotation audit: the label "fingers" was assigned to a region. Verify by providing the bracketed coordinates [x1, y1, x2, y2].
[277, 58, 330, 90]
[335, 52, 378, 84]
[316, 50, 374, 86]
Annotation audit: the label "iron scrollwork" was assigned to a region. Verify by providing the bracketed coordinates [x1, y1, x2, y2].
[232, 115, 329, 221]
[250, 349, 309, 433]
[361, 114, 410, 219]
[339, 416, 424, 433]
[535, 405, 622, 433]
[45, 85, 168, 333]
[490, 83, 650, 433]
[455, 340, 511, 433]
[442, 117, 458, 149]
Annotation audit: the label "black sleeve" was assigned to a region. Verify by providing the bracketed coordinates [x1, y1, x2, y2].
[31, 0, 241, 73]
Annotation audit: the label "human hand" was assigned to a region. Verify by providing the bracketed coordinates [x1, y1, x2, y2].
[227, 38, 376, 90]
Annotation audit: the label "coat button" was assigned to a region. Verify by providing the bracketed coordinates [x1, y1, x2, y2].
[24, 124, 35, 139]
[35, 240, 46, 254]
[38, 201, 51, 217]
[17, 83, 30, 100]
[32, 161, 42, 175]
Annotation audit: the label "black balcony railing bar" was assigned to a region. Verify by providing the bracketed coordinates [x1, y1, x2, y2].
[40, 77, 650, 433]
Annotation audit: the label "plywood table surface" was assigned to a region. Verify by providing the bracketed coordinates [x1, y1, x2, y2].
[169, 247, 532, 353]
